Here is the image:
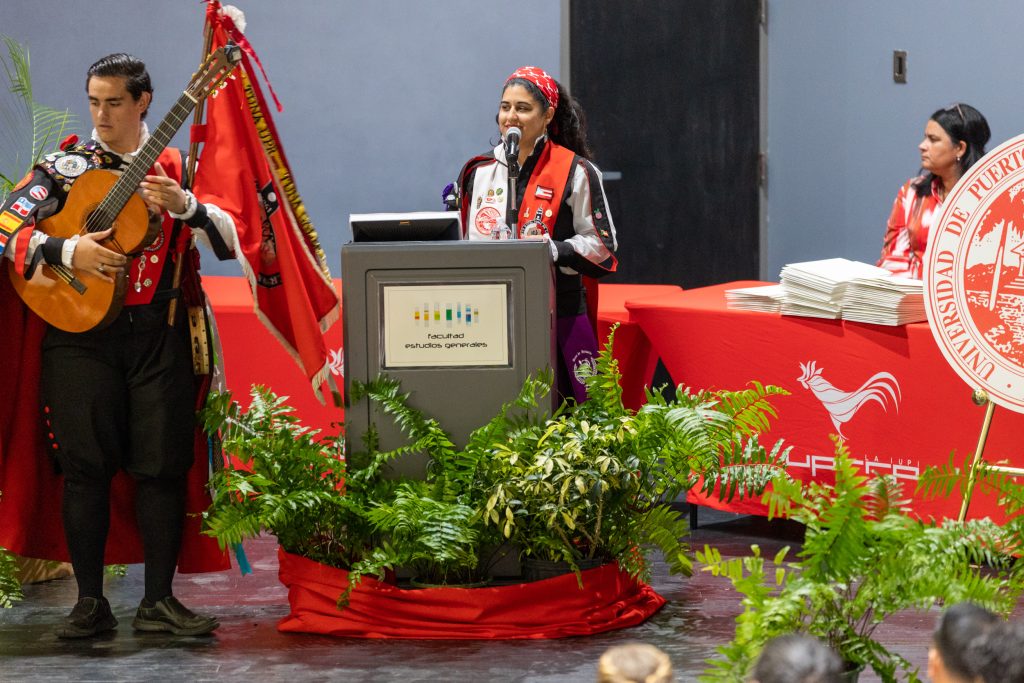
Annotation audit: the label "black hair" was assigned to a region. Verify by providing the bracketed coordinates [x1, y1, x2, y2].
[502, 76, 593, 160]
[915, 102, 990, 198]
[933, 602, 999, 680]
[964, 619, 1024, 683]
[85, 53, 153, 120]
[752, 634, 843, 683]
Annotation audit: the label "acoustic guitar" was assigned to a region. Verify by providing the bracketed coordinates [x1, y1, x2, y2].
[8, 45, 241, 333]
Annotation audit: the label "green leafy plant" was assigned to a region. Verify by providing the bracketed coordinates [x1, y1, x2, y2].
[478, 329, 791, 583]
[0, 35, 74, 200]
[699, 437, 1024, 682]
[200, 328, 791, 608]
[0, 493, 21, 608]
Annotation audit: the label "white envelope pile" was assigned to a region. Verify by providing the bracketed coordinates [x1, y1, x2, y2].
[724, 258, 925, 325]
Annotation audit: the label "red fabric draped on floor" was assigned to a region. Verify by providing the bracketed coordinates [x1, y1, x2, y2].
[276, 548, 665, 639]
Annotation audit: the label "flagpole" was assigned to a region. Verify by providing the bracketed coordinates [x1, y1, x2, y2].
[168, 17, 215, 327]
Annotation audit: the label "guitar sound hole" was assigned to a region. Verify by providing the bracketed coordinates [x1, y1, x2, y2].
[84, 207, 113, 234]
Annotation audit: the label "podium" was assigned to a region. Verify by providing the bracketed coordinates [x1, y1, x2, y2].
[342, 241, 555, 477]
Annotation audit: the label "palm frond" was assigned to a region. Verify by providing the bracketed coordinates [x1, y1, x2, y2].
[0, 36, 75, 201]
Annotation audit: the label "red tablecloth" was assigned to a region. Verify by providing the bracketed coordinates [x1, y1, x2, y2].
[627, 281, 1024, 521]
[597, 284, 684, 410]
[204, 276, 344, 435]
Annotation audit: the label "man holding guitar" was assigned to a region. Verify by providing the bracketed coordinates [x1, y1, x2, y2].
[0, 53, 237, 638]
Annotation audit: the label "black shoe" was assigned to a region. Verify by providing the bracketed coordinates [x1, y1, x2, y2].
[132, 596, 219, 636]
[55, 596, 118, 639]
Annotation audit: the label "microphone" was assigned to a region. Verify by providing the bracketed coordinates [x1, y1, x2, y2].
[504, 127, 521, 163]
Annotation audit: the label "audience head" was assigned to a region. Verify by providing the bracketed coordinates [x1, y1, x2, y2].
[597, 642, 674, 683]
[928, 602, 999, 682]
[964, 619, 1024, 683]
[750, 634, 843, 683]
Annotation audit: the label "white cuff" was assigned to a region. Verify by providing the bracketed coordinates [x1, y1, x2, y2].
[62, 235, 79, 268]
[168, 190, 198, 221]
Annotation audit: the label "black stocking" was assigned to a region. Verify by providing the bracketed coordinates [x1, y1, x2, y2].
[62, 477, 111, 600]
[134, 477, 186, 603]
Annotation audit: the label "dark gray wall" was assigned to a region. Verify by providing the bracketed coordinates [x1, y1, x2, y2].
[2, 1, 560, 277]
[766, 0, 1024, 279]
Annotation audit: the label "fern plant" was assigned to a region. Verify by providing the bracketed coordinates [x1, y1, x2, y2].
[699, 437, 1024, 682]
[0, 35, 74, 200]
[200, 389, 374, 571]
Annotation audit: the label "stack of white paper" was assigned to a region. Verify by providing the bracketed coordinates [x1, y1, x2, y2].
[725, 284, 785, 313]
[779, 259, 892, 319]
[840, 276, 925, 325]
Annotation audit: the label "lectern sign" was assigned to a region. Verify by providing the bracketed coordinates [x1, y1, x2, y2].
[924, 133, 1024, 412]
[381, 282, 511, 368]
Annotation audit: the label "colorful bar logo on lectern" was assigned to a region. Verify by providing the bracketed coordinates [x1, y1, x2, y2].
[414, 302, 480, 326]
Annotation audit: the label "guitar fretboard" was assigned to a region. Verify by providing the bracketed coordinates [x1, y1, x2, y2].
[86, 92, 197, 233]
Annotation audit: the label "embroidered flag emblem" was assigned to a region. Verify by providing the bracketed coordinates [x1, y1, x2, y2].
[0, 212, 23, 233]
[10, 197, 35, 217]
[28, 185, 48, 201]
[535, 185, 554, 200]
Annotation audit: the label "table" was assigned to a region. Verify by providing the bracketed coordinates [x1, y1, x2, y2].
[204, 276, 345, 436]
[626, 281, 1024, 521]
[596, 283, 684, 410]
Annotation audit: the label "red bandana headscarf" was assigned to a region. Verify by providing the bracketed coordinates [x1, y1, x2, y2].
[506, 66, 559, 110]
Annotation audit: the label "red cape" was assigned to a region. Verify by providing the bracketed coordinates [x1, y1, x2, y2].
[0, 271, 228, 573]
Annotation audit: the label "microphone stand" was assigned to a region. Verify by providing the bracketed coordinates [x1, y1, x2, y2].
[506, 149, 520, 240]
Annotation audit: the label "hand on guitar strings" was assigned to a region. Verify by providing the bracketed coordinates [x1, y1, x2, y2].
[140, 162, 188, 216]
[71, 228, 127, 283]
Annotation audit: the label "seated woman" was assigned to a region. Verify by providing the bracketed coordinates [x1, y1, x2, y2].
[878, 103, 990, 279]
[451, 66, 618, 402]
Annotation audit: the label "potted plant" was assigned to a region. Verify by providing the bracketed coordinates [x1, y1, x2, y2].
[698, 437, 1024, 682]
[476, 333, 792, 584]
[201, 327, 792, 604]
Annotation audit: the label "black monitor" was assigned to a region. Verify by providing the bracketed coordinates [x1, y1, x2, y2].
[349, 212, 462, 242]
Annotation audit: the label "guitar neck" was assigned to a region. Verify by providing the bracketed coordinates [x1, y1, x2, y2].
[92, 91, 197, 228]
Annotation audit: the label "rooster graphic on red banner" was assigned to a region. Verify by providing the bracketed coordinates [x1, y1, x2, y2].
[797, 361, 902, 439]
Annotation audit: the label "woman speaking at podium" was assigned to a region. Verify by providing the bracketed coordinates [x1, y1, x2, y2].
[877, 103, 990, 279]
[450, 66, 618, 402]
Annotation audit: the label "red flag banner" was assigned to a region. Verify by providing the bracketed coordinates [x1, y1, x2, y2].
[194, 2, 340, 404]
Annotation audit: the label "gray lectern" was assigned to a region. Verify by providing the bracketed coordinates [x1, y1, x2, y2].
[342, 240, 555, 477]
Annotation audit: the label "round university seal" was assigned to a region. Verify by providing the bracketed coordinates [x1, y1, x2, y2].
[925, 133, 1024, 412]
[474, 206, 500, 236]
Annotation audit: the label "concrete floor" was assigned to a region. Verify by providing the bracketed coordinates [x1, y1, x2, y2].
[0, 509, 962, 682]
